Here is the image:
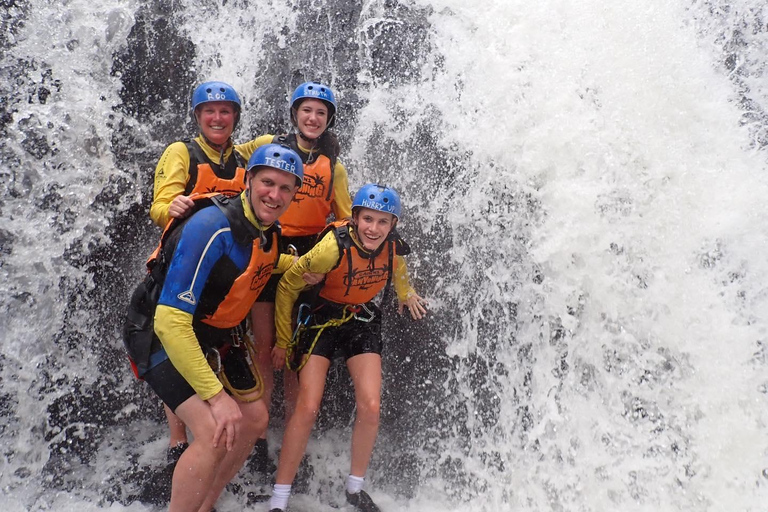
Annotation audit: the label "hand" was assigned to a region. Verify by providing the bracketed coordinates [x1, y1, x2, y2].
[207, 390, 242, 451]
[271, 346, 287, 370]
[168, 194, 197, 219]
[398, 293, 427, 320]
[302, 272, 324, 286]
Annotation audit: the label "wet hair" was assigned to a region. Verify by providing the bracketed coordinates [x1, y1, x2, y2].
[317, 129, 340, 161]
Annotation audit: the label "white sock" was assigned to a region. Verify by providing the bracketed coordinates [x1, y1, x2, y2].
[269, 483, 292, 510]
[346, 474, 365, 494]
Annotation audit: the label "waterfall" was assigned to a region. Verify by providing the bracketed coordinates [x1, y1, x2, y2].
[1, 0, 767, 510]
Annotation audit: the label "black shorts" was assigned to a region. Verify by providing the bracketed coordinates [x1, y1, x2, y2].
[293, 302, 382, 363]
[143, 343, 259, 412]
[257, 235, 317, 303]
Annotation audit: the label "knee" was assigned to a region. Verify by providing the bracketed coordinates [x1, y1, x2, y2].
[242, 400, 269, 437]
[294, 398, 322, 426]
[356, 397, 380, 426]
[186, 426, 229, 463]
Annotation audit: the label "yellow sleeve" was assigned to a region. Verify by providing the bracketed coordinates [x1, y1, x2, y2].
[331, 160, 352, 220]
[274, 232, 341, 348]
[153, 304, 224, 400]
[393, 255, 416, 302]
[234, 134, 274, 162]
[150, 142, 192, 228]
[273, 253, 295, 274]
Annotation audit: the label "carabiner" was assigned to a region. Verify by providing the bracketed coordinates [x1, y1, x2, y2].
[206, 348, 223, 375]
[352, 303, 375, 323]
[296, 303, 311, 325]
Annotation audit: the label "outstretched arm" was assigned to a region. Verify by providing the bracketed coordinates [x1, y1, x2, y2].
[393, 255, 427, 320]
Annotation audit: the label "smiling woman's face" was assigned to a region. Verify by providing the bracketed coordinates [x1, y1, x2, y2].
[354, 208, 396, 251]
[195, 101, 236, 146]
[294, 98, 329, 140]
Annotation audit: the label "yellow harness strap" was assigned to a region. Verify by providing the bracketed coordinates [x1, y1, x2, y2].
[286, 305, 359, 372]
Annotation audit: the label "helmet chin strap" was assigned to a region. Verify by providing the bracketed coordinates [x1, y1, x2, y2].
[296, 127, 320, 146]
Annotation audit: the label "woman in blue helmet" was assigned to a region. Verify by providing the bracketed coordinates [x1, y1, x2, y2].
[151, 81, 248, 227]
[267, 184, 427, 512]
[149, 80, 253, 466]
[237, 81, 353, 472]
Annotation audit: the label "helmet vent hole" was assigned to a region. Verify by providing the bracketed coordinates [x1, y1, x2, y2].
[368, 194, 375, 199]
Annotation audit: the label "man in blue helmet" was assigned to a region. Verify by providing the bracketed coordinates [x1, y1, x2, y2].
[125, 144, 304, 512]
[266, 184, 427, 512]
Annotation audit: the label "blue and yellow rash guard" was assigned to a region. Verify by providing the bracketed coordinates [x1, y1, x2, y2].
[153, 193, 293, 400]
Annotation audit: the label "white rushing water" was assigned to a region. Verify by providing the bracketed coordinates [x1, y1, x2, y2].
[1, 0, 767, 511]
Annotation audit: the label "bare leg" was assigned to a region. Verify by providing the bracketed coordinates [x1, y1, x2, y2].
[283, 369, 299, 421]
[168, 396, 227, 512]
[164, 404, 188, 448]
[171, 391, 269, 512]
[274, 355, 331, 485]
[198, 394, 269, 511]
[346, 353, 382, 477]
[251, 302, 276, 412]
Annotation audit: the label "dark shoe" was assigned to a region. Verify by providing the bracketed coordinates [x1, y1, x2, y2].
[247, 438, 276, 476]
[166, 442, 188, 465]
[346, 490, 381, 512]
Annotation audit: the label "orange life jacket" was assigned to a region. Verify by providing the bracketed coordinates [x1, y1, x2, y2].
[126, 193, 281, 376]
[184, 139, 247, 197]
[200, 227, 279, 329]
[317, 220, 402, 305]
[272, 134, 336, 236]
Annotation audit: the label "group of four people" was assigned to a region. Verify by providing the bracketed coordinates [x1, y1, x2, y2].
[124, 80, 426, 512]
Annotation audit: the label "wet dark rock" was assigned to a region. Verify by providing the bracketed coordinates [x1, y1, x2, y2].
[0, 228, 15, 255]
[13, 466, 31, 479]
[18, 115, 51, 158]
[112, 3, 196, 127]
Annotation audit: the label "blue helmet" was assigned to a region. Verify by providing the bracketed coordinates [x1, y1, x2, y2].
[247, 144, 304, 185]
[352, 184, 402, 220]
[191, 81, 242, 111]
[290, 81, 337, 128]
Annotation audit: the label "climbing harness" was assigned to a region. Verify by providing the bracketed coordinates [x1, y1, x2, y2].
[285, 303, 375, 372]
[205, 324, 264, 402]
